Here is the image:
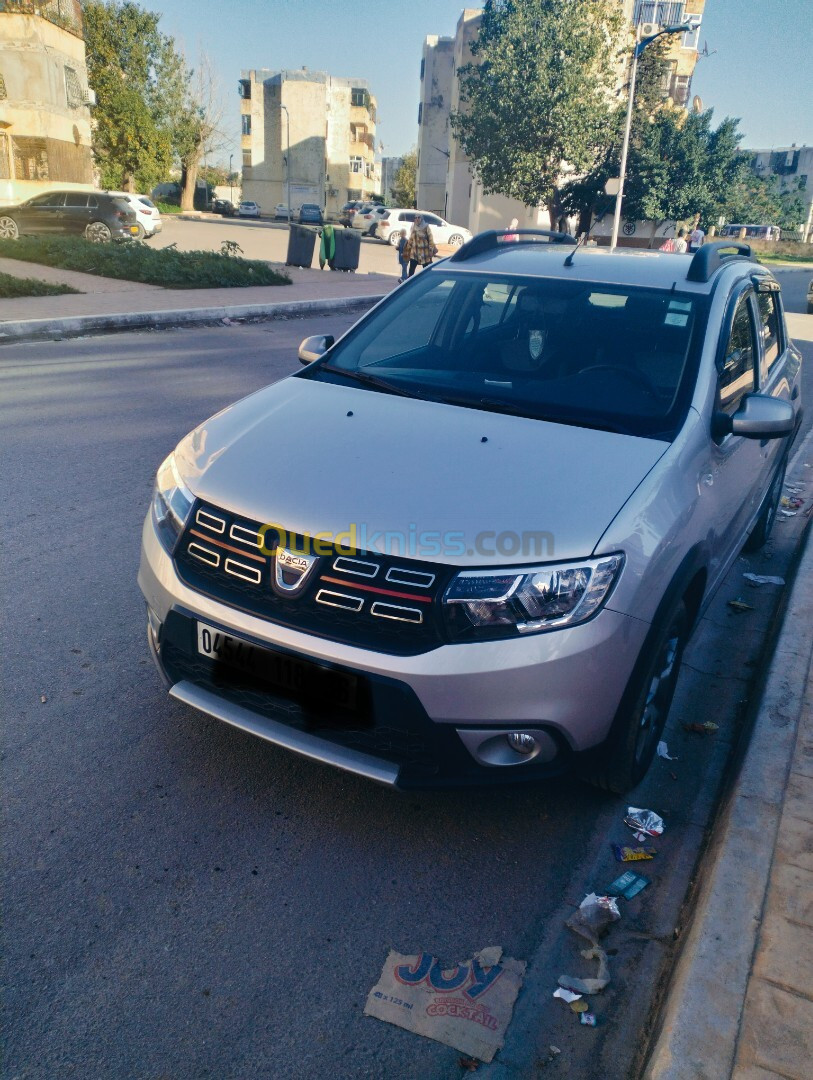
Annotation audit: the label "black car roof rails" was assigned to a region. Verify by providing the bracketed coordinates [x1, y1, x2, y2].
[687, 240, 756, 283]
[449, 228, 577, 261]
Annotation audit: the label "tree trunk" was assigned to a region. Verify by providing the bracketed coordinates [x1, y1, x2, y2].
[180, 161, 199, 212]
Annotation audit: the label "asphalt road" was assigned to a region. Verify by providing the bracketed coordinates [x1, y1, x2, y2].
[152, 215, 402, 277]
[2, 317, 812, 1080]
[770, 266, 812, 313]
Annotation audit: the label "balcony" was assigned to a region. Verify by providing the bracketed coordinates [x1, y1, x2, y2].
[0, 0, 83, 37]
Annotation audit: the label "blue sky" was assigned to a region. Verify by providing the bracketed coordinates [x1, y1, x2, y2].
[153, 0, 812, 165]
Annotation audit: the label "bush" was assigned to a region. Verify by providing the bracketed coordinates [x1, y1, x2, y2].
[0, 271, 80, 299]
[0, 236, 291, 289]
[154, 201, 183, 214]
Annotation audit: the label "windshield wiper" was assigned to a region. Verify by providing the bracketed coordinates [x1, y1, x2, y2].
[318, 364, 422, 399]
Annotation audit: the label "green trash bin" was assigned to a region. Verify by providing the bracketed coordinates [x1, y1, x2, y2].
[286, 224, 317, 268]
[330, 227, 361, 272]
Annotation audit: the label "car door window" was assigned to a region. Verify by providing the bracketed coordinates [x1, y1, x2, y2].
[400, 212, 416, 225]
[29, 193, 64, 208]
[719, 295, 756, 416]
[422, 214, 442, 226]
[756, 291, 781, 380]
[64, 193, 89, 208]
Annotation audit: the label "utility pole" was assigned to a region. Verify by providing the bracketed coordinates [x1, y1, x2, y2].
[611, 20, 695, 251]
[280, 104, 291, 222]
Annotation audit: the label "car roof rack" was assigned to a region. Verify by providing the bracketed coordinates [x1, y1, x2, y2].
[449, 228, 577, 261]
[687, 241, 755, 283]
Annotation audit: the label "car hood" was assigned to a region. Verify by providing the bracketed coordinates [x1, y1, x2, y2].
[175, 377, 668, 566]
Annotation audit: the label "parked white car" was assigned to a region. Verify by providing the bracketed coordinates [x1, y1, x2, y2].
[376, 209, 472, 247]
[350, 203, 388, 235]
[274, 203, 296, 221]
[107, 192, 162, 238]
[237, 201, 261, 218]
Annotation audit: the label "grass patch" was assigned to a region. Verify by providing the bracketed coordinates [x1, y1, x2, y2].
[757, 251, 813, 266]
[154, 201, 183, 214]
[0, 271, 80, 298]
[0, 235, 291, 289]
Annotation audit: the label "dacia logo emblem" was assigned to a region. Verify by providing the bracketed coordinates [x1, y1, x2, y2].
[528, 329, 545, 361]
[273, 547, 319, 596]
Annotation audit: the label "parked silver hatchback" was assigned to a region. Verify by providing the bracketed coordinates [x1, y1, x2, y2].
[139, 232, 803, 791]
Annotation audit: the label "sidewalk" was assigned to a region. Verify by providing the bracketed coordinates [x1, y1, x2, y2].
[644, 515, 813, 1080]
[0, 255, 397, 341]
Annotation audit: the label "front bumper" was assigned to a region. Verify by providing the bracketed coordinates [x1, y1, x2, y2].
[139, 514, 649, 787]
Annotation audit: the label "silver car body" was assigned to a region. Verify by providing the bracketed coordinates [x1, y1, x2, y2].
[138, 243, 802, 787]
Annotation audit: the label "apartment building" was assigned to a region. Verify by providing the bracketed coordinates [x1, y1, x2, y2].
[380, 155, 404, 202]
[748, 145, 812, 241]
[0, 0, 94, 206]
[417, 1, 706, 233]
[239, 68, 380, 216]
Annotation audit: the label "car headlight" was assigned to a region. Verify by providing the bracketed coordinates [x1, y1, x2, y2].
[152, 452, 194, 552]
[442, 555, 624, 641]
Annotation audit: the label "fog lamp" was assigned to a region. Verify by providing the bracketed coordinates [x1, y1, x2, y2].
[507, 732, 537, 755]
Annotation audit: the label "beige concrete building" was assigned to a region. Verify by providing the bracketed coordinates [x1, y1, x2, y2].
[418, 1, 707, 234]
[0, 0, 94, 207]
[239, 68, 380, 216]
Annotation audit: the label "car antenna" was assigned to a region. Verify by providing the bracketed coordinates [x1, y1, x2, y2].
[563, 234, 586, 267]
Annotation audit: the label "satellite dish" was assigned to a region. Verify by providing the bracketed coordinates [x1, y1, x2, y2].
[692, 95, 703, 113]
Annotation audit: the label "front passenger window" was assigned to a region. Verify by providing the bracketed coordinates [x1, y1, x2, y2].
[719, 297, 756, 417]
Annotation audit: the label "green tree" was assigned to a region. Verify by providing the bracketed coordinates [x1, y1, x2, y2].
[622, 110, 746, 232]
[559, 36, 673, 234]
[450, 0, 625, 227]
[82, 0, 186, 191]
[390, 150, 417, 207]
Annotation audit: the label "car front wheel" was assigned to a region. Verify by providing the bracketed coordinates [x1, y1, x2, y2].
[85, 221, 112, 243]
[0, 215, 20, 240]
[582, 599, 690, 794]
[388, 232, 400, 246]
[448, 233, 465, 247]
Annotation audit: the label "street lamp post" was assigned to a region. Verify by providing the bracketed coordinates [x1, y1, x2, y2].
[610, 21, 695, 252]
[228, 154, 233, 204]
[280, 104, 291, 222]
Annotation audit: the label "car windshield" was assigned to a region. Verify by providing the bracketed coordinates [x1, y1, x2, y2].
[303, 269, 708, 440]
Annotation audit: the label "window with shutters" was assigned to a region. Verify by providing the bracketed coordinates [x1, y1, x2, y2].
[0, 71, 7, 100]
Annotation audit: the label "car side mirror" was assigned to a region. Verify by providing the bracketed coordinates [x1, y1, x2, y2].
[298, 334, 334, 365]
[714, 394, 795, 440]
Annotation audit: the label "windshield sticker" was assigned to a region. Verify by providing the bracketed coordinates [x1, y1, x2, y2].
[665, 312, 689, 327]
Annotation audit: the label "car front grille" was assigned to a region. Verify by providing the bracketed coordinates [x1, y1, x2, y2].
[173, 501, 454, 656]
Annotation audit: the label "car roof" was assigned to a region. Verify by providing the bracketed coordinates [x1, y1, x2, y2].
[441, 240, 767, 294]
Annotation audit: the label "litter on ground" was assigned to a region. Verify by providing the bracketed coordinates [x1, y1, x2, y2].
[743, 573, 786, 586]
[656, 741, 676, 760]
[611, 843, 656, 862]
[553, 987, 582, 1004]
[624, 808, 665, 841]
[605, 871, 649, 899]
[559, 946, 611, 995]
[365, 947, 526, 1063]
[727, 599, 754, 612]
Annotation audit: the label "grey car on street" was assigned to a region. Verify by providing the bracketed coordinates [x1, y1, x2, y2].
[139, 233, 803, 792]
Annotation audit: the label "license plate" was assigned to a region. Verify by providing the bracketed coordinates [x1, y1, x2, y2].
[196, 622, 359, 710]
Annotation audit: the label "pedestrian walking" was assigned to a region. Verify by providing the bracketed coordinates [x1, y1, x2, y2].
[660, 228, 688, 254]
[688, 224, 705, 253]
[396, 229, 408, 282]
[403, 214, 437, 277]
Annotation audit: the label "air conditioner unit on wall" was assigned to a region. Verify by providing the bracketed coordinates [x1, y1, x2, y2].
[639, 22, 660, 37]
[84, 89, 97, 106]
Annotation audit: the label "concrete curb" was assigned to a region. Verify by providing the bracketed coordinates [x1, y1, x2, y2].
[0, 294, 385, 343]
[642, 520, 813, 1079]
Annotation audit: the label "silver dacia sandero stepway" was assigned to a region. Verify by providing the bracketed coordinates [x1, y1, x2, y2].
[138, 232, 803, 792]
